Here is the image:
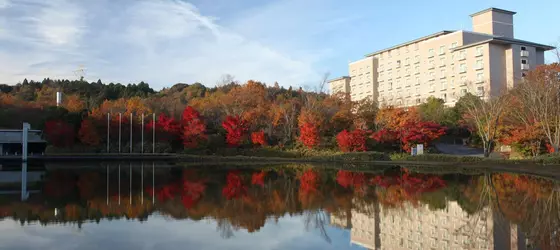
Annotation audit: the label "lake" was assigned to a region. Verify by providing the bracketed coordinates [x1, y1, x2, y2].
[0, 162, 558, 250]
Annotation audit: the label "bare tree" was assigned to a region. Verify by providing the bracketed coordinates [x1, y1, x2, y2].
[216, 74, 236, 87]
[551, 38, 560, 63]
[512, 64, 560, 152]
[317, 72, 330, 94]
[460, 83, 510, 157]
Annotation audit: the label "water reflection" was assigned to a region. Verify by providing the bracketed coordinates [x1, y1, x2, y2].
[1, 163, 559, 249]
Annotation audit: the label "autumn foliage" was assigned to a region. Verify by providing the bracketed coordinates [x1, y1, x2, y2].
[250, 130, 267, 146]
[372, 107, 446, 152]
[336, 129, 368, 152]
[222, 171, 247, 199]
[181, 106, 207, 148]
[78, 119, 100, 146]
[44, 120, 75, 147]
[298, 122, 319, 148]
[222, 116, 248, 147]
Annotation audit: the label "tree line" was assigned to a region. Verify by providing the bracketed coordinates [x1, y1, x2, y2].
[1, 63, 559, 158]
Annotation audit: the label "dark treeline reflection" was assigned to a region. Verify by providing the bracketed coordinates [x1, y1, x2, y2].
[1, 164, 559, 249]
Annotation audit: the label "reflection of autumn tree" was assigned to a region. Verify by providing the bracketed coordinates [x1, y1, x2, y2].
[492, 173, 560, 249]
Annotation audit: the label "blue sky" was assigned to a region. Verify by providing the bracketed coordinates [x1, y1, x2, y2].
[0, 0, 558, 89]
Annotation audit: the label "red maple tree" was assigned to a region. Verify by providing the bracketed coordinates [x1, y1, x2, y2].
[251, 130, 267, 146]
[182, 106, 207, 148]
[222, 116, 248, 147]
[44, 120, 75, 147]
[336, 129, 368, 152]
[146, 113, 181, 142]
[299, 122, 319, 148]
[78, 119, 100, 146]
[371, 121, 446, 152]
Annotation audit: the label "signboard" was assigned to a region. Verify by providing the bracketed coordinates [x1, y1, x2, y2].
[416, 144, 424, 155]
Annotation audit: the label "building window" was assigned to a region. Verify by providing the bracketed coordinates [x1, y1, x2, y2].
[476, 46, 483, 56]
[459, 50, 466, 60]
[439, 57, 446, 67]
[441, 80, 447, 89]
[397, 60, 401, 68]
[461, 88, 468, 95]
[521, 46, 527, 51]
[406, 68, 411, 76]
[429, 59, 435, 69]
[439, 45, 446, 55]
[389, 82, 393, 89]
[416, 77, 420, 85]
[475, 59, 483, 70]
[451, 42, 458, 48]
[415, 66, 420, 74]
[440, 69, 446, 78]
[521, 59, 528, 64]
[477, 73, 484, 82]
[459, 63, 467, 73]
[430, 72, 435, 81]
[428, 49, 434, 58]
[450, 79, 455, 88]
[415, 55, 420, 64]
[396, 80, 400, 88]
[405, 58, 410, 65]
[460, 76, 467, 83]
[442, 93, 447, 102]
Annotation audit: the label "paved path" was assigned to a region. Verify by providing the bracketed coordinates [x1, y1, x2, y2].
[435, 143, 484, 157]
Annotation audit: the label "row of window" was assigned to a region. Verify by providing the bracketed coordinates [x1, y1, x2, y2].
[381, 86, 484, 102]
[378, 49, 482, 73]
[378, 61, 483, 85]
[378, 41, 464, 59]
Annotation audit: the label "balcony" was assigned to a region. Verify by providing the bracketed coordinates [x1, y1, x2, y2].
[521, 64, 530, 70]
[520, 50, 529, 57]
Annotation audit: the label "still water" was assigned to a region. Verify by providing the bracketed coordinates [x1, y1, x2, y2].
[0, 162, 558, 250]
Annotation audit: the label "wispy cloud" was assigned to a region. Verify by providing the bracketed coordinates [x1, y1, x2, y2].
[0, 0, 353, 88]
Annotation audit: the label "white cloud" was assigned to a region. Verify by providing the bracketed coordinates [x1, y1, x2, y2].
[0, 0, 333, 89]
[0, 0, 9, 9]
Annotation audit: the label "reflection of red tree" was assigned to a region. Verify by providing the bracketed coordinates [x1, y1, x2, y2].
[147, 170, 207, 208]
[336, 170, 365, 189]
[251, 171, 266, 187]
[44, 171, 75, 198]
[371, 172, 446, 207]
[222, 171, 247, 199]
[299, 169, 319, 194]
[77, 172, 99, 199]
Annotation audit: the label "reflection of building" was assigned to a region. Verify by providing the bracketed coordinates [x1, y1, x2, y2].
[332, 200, 526, 250]
[329, 7, 555, 106]
[329, 210, 352, 230]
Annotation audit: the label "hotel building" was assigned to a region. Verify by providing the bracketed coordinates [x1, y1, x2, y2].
[329, 8, 555, 106]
